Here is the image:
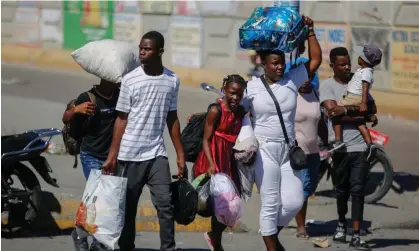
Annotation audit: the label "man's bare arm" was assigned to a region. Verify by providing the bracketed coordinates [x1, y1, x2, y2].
[322, 100, 366, 124]
[167, 110, 185, 161]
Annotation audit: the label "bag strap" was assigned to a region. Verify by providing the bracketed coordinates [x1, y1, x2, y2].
[87, 91, 96, 104]
[260, 75, 290, 145]
[312, 89, 320, 102]
[208, 102, 222, 129]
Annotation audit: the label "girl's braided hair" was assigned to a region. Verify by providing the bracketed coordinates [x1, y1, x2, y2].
[222, 74, 247, 89]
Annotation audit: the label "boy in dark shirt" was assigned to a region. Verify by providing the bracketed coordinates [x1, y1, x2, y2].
[62, 79, 119, 251]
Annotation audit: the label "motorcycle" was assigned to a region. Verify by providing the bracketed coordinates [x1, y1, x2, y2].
[318, 129, 394, 204]
[1, 128, 62, 227]
[200, 83, 395, 204]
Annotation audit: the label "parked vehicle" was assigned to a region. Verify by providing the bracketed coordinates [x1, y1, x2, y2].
[1, 128, 62, 227]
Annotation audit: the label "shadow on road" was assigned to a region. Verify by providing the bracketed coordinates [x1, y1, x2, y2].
[391, 172, 419, 194]
[1, 191, 73, 238]
[302, 219, 372, 238]
[369, 238, 419, 249]
[135, 250, 209, 251]
[314, 172, 419, 208]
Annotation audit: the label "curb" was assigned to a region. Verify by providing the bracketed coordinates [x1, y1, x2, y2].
[1, 199, 248, 233]
[2, 44, 419, 121]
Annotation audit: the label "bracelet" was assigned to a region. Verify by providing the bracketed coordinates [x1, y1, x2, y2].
[308, 33, 316, 38]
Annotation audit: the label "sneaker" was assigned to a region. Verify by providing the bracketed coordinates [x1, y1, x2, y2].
[349, 236, 372, 250]
[329, 140, 345, 152]
[71, 229, 89, 251]
[332, 224, 347, 243]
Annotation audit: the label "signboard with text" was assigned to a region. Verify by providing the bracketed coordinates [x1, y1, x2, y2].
[170, 15, 203, 68]
[391, 27, 419, 94]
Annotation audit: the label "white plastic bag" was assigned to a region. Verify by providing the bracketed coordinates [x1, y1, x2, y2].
[233, 114, 257, 201]
[237, 163, 255, 202]
[210, 173, 244, 227]
[236, 114, 254, 142]
[72, 39, 140, 83]
[233, 114, 259, 163]
[75, 170, 128, 250]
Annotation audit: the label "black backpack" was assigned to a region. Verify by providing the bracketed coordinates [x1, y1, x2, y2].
[181, 103, 222, 163]
[171, 178, 198, 225]
[62, 92, 96, 168]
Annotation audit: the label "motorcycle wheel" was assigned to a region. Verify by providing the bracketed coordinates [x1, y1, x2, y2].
[6, 163, 42, 225]
[363, 149, 394, 204]
[316, 150, 394, 204]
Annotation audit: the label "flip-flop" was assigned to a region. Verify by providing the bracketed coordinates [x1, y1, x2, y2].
[296, 232, 310, 239]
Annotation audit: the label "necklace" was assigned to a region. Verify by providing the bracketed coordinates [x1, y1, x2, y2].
[93, 86, 114, 100]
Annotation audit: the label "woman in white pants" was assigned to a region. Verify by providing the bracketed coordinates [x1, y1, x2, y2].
[242, 16, 322, 251]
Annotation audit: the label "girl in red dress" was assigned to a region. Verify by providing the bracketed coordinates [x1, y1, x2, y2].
[193, 74, 247, 251]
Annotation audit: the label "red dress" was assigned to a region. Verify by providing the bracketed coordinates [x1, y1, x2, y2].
[193, 99, 243, 190]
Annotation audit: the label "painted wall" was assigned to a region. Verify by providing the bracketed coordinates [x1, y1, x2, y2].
[2, 0, 419, 95]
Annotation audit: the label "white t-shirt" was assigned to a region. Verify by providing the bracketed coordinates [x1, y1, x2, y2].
[241, 64, 309, 141]
[346, 67, 374, 96]
[116, 66, 180, 162]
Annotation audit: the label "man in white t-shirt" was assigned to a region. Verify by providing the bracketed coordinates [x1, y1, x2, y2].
[102, 31, 186, 251]
[331, 44, 382, 158]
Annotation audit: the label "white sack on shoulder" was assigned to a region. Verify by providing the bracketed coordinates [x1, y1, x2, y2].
[72, 39, 140, 83]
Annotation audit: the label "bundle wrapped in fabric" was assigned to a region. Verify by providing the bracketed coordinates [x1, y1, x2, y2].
[239, 7, 308, 53]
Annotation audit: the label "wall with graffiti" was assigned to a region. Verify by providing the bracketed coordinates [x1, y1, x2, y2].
[1, 0, 419, 95]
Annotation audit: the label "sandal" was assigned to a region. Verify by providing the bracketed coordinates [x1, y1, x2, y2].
[296, 232, 310, 239]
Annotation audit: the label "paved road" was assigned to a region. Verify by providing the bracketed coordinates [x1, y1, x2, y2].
[2, 229, 419, 251]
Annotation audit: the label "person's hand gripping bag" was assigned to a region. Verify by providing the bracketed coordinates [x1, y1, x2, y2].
[210, 173, 244, 227]
[239, 7, 308, 53]
[75, 170, 128, 250]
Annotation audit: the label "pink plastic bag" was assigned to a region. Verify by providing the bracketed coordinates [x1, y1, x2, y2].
[210, 173, 244, 227]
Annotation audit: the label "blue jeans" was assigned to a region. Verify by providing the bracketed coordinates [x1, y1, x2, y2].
[79, 151, 105, 180]
[79, 151, 105, 244]
[300, 153, 321, 201]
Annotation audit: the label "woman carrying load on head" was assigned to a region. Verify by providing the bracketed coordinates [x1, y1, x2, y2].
[241, 16, 322, 251]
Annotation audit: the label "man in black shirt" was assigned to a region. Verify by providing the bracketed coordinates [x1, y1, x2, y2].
[62, 78, 119, 251]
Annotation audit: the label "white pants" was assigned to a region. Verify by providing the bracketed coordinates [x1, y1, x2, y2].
[254, 139, 304, 236]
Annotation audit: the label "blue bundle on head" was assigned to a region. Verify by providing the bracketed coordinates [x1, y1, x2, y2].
[239, 7, 308, 53]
